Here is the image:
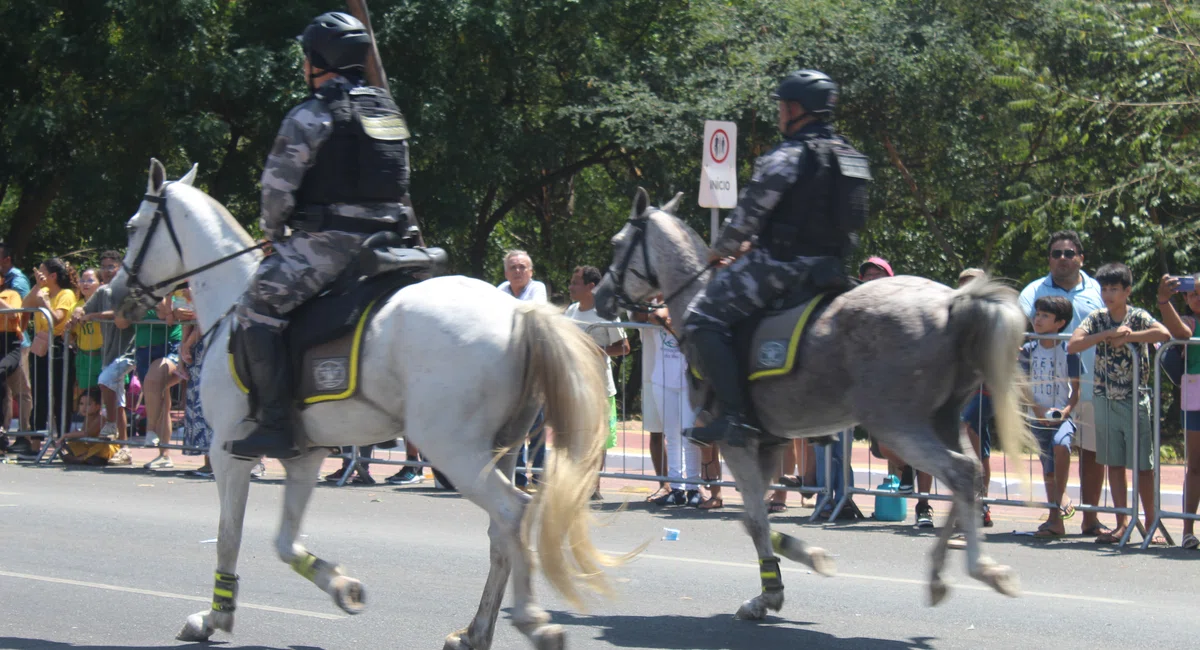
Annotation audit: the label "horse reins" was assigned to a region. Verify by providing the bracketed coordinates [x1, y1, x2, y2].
[124, 184, 268, 304]
[608, 215, 719, 316]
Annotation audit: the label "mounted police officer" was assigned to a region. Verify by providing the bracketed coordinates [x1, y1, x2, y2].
[683, 70, 870, 447]
[229, 12, 415, 460]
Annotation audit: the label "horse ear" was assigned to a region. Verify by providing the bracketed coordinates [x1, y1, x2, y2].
[662, 191, 684, 215]
[178, 163, 199, 187]
[632, 187, 650, 219]
[147, 159, 166, 195]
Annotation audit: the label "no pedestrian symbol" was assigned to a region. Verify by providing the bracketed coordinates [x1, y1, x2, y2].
[699, 120, 737, 209]
[710, 129, 730, 164]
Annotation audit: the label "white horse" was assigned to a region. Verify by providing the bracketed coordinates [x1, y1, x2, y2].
[108, 160, 616, 650]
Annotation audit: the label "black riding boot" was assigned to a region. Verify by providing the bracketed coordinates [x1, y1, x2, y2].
[226, 326, 300, 460]
[684, 328, 761, 447]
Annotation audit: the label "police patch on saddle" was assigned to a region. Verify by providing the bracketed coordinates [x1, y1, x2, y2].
[230, 297, 383, 406]
[747, 293, 830, 381]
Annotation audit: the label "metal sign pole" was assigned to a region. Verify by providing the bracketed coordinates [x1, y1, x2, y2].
[710, 208, 718, 246]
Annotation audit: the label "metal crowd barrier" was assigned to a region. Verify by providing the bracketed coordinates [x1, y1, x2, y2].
[0, 307, 56, 463]
[1144, 337, 1200, 549]
[825, 333, 1152, 547]
[15, 309, 1195, 549]
[39, 317, 214, 460]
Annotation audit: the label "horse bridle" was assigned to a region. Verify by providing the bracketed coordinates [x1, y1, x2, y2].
[605, 215, 718, 315]
[123, 183, 266, 305]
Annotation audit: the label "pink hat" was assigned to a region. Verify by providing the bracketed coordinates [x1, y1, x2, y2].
[859, 256, 894, 278]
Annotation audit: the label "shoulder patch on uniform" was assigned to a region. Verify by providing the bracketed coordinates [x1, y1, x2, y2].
[834, 149, 871, 180]
[361, 115, 410, 141]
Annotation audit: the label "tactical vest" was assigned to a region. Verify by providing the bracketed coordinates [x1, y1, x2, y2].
[760, 134, 871, 261]
[297, 85, 410, 212]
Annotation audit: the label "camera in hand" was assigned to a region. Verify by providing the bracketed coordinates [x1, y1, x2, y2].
[1174, 275, 1196, 292]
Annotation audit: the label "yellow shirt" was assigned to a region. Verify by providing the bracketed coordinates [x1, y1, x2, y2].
[0, 289, 22, 334]
[72, 296, 103, 352]
[33, 288, 77, 337]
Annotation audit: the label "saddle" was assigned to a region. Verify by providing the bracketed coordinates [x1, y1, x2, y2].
[231, 232, 447, 407]
[733, 284, 834, 384]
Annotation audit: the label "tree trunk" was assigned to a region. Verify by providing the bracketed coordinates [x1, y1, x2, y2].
[7, 173, 65, 265]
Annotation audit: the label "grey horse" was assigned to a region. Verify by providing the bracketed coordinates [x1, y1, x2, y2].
[594, 188, 1036, 618]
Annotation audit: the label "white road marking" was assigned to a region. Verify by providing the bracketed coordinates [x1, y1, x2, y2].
[0, 570, 345, 620]
[628, 552, 1134, 605]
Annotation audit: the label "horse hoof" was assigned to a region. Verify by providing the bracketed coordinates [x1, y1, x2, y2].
[513, 605, 551, 635]
[443, 627, 472, 650]
[808, 547, 837, 577]
[331, 576, 367, 614]
[735, 598, 766, 621]
[984, 564, 1020, 597]
[928, 580, 949, 606]
[532, 624, 565, 650]
[176, 612, 214, 642]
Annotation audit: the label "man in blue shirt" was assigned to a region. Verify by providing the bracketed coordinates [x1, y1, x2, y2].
[1018, 230, 1106, 537]
[0, 244, 31, 299]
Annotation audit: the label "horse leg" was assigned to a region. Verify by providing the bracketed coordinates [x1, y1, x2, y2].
[443, 451, 525, 650]
[276, 449, 366, 615]
[177, 449, 255, 641]
[721, 443, 789, 621]
[928, 496, 962, 606]
[758, 441, 836, 577]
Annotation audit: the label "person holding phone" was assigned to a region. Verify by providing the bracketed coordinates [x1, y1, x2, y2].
[1157, 273, 1200, 549]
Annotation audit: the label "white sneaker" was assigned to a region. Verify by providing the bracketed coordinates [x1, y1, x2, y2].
[250, 462, 266, 479]
[144, 456, 174, 470]
[109, 448, 133, 466]
[98, 423, 118, 440]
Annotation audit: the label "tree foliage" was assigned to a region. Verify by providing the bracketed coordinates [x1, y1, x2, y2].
[1, 0, 1196, 302]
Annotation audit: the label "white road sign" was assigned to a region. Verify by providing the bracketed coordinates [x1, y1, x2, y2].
[698, 120, 737, 209]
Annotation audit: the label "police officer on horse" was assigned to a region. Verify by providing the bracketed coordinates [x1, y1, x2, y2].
[229, 12, 416, 460]
[684, 69, 870, 448]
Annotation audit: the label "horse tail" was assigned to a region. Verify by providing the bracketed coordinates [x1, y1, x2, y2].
[513, 302, 618, 608]
[950, 277, 1037, 469]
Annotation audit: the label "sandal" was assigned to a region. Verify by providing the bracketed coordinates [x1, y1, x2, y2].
[1181, 533, 1199, 550]
[1058, 497, 1076, 521]
[698, 496, 724, 510]
[645, 486, 672, 502]
[768, 501, 787, 514]
[1081, 523, 1111, 537]
[1095, 531, 1122, 544]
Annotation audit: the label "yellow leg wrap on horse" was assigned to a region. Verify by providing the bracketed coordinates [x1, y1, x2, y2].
[770, 531, 784, 554]
[759, 557, 784, 593]
[211, 572, 239, 612]
[291, 552, 332, 583]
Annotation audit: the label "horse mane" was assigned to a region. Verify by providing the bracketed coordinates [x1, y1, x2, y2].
[649, 207, 709, 272]
[167, 182, 258, 251]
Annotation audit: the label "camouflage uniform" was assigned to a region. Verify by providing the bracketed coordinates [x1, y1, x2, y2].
[685, 124, 832, 336]
[236, 76, 408, 332]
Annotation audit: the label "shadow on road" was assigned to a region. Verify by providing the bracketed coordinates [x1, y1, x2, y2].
[548, 610, 938, 650]
[0, 640, 323, 650]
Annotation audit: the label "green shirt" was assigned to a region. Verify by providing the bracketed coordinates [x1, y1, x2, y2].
[134, 309, 182, 348]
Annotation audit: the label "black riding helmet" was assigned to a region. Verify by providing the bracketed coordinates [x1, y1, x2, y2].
[298, 12, 371, 73]
[770, 70, 839, 119]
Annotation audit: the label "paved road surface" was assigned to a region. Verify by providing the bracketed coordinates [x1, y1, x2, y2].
[1, 462, 1198, 650]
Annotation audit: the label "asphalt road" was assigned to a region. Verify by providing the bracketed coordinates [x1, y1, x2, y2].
[2, 462, 1198, 650]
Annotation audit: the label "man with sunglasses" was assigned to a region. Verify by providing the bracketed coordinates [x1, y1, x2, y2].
[1019, 230, 1106, 537]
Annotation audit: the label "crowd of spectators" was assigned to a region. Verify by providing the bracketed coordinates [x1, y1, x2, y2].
[0, 230, 1197, 550]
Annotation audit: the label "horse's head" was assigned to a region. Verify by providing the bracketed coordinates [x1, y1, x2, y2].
[594, 187, 683, 320]
[109, 158, 198, 320]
